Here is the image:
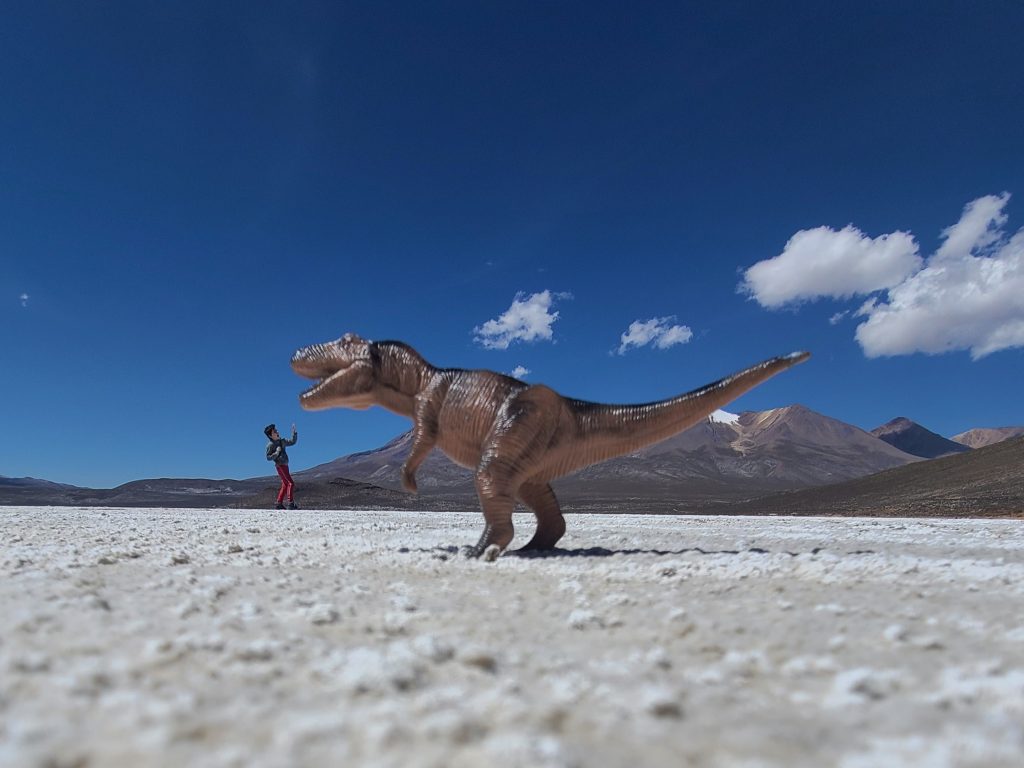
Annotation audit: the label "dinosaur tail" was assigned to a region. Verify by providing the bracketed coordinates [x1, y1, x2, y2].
[564, 352, 810, 472]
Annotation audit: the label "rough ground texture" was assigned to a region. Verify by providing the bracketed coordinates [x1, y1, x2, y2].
[2, 507, 1022, 768]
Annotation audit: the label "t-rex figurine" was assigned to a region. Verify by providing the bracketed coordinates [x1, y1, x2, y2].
[292, 333, 809, 558]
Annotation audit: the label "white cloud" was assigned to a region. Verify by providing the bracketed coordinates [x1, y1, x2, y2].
[617, 317, 693, 354]
[19, 292, 29, 308]
[745, 193, 1024, 360]
[829, 311, 848, 325]
[740, 225, 921, 309]
[510, 365, 530, 378]
[855, 198, 1024, 359]
[934, 193, 1009, 262]
[473, 290, 571, 350]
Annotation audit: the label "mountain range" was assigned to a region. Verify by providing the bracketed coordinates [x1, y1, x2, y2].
[299, 405, 920, 507]
[3, 406, 1021, 514]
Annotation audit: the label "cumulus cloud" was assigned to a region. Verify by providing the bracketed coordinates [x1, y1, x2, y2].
[855, 196, 1024, 359]
[617, 317, 693, 355]
[740, 225, 922, 309]
[510, 365, 530, 378]
[934, 193, 1009, 262]
[473, 290, 571, 350]
[744, 193, 1024, 359]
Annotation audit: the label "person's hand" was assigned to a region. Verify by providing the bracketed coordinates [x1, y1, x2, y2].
[291, 423, 297, 432]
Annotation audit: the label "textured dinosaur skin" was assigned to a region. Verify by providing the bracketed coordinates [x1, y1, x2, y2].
[292, 333, 809, 558]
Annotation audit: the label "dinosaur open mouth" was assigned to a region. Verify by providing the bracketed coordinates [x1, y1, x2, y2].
[298, 374, 332, 402]
[295, 365, 355, 403]
[291, 344, 351, 402]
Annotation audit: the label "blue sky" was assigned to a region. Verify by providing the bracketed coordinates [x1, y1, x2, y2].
[3, 1, 1022, 488]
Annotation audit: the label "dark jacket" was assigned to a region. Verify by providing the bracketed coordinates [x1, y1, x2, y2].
[266, 430, 297, 465]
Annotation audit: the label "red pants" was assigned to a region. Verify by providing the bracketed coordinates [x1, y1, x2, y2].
[276, 464, 294, 503]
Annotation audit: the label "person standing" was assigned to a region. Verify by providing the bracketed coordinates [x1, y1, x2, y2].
[265, 423, 298, 509]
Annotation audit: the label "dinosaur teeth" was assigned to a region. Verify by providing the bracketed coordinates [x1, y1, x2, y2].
[300, 378, 327, 398]
[291, 343, 347, 380]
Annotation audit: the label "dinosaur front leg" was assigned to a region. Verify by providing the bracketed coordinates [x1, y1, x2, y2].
[401, 432, 435, 493]
[516, 481, 566, 551]
[401, 403, 438, 493]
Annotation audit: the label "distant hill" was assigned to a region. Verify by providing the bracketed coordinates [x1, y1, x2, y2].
[871, 417, 971, 459]
[715, 435, 1024, 518]
[0, 477, 269, 508]
[300, 431, 475, 498]
[232, 476, 460, 511]
[0, 473, 420, 511]
[952, 426, 1024, 449]
[0, 476, 77, 490]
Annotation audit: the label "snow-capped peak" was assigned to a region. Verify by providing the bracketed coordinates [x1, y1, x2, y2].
[710, 409, 739, 426]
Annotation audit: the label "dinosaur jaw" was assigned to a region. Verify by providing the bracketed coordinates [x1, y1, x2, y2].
[292, 341, 376, 411]
[292, 333, 372, 373]
[297, 371, 376, 411]
[297, 369, 340, 410]
[291, 341, 351, 379]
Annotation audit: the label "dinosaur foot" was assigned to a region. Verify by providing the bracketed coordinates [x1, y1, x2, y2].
[462, 522, 513, 560]
[461, 543, 503, 561]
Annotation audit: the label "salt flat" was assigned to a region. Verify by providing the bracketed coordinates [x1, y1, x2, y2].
[2, 507, 1022, 768]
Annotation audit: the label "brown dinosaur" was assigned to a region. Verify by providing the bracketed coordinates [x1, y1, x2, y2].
[291, 333, 809, 558]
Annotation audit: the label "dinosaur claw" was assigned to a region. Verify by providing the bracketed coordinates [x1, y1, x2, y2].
[461, 543, 503, 561]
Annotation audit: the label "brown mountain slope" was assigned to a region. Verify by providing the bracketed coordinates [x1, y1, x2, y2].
[299, 431, 474, 497]
[952, 426, 1024, 449]
[714, 435, 1024, 518]
[558, 405, 919, 508]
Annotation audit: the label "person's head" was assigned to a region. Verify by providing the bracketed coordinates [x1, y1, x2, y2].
[264, 424, 279, 440]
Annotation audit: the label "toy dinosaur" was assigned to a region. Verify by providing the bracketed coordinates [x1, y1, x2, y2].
[292, 333, 809, 558]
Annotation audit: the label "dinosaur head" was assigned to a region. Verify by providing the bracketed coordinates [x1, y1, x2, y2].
[291, 333, 377, 411]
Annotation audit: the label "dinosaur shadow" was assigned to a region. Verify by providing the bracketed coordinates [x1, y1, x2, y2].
[402, 545, 876, 559]
[506, 546, 828, 559]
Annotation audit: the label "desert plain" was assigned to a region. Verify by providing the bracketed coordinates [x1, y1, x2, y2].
[2, 506, 1023, 767]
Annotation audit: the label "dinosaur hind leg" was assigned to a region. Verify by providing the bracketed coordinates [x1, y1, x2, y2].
[466, 385, 562, 559]
[466, 449, 522, 558]
[516, 481, 565, 551]
[466, 480, 515, 559]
